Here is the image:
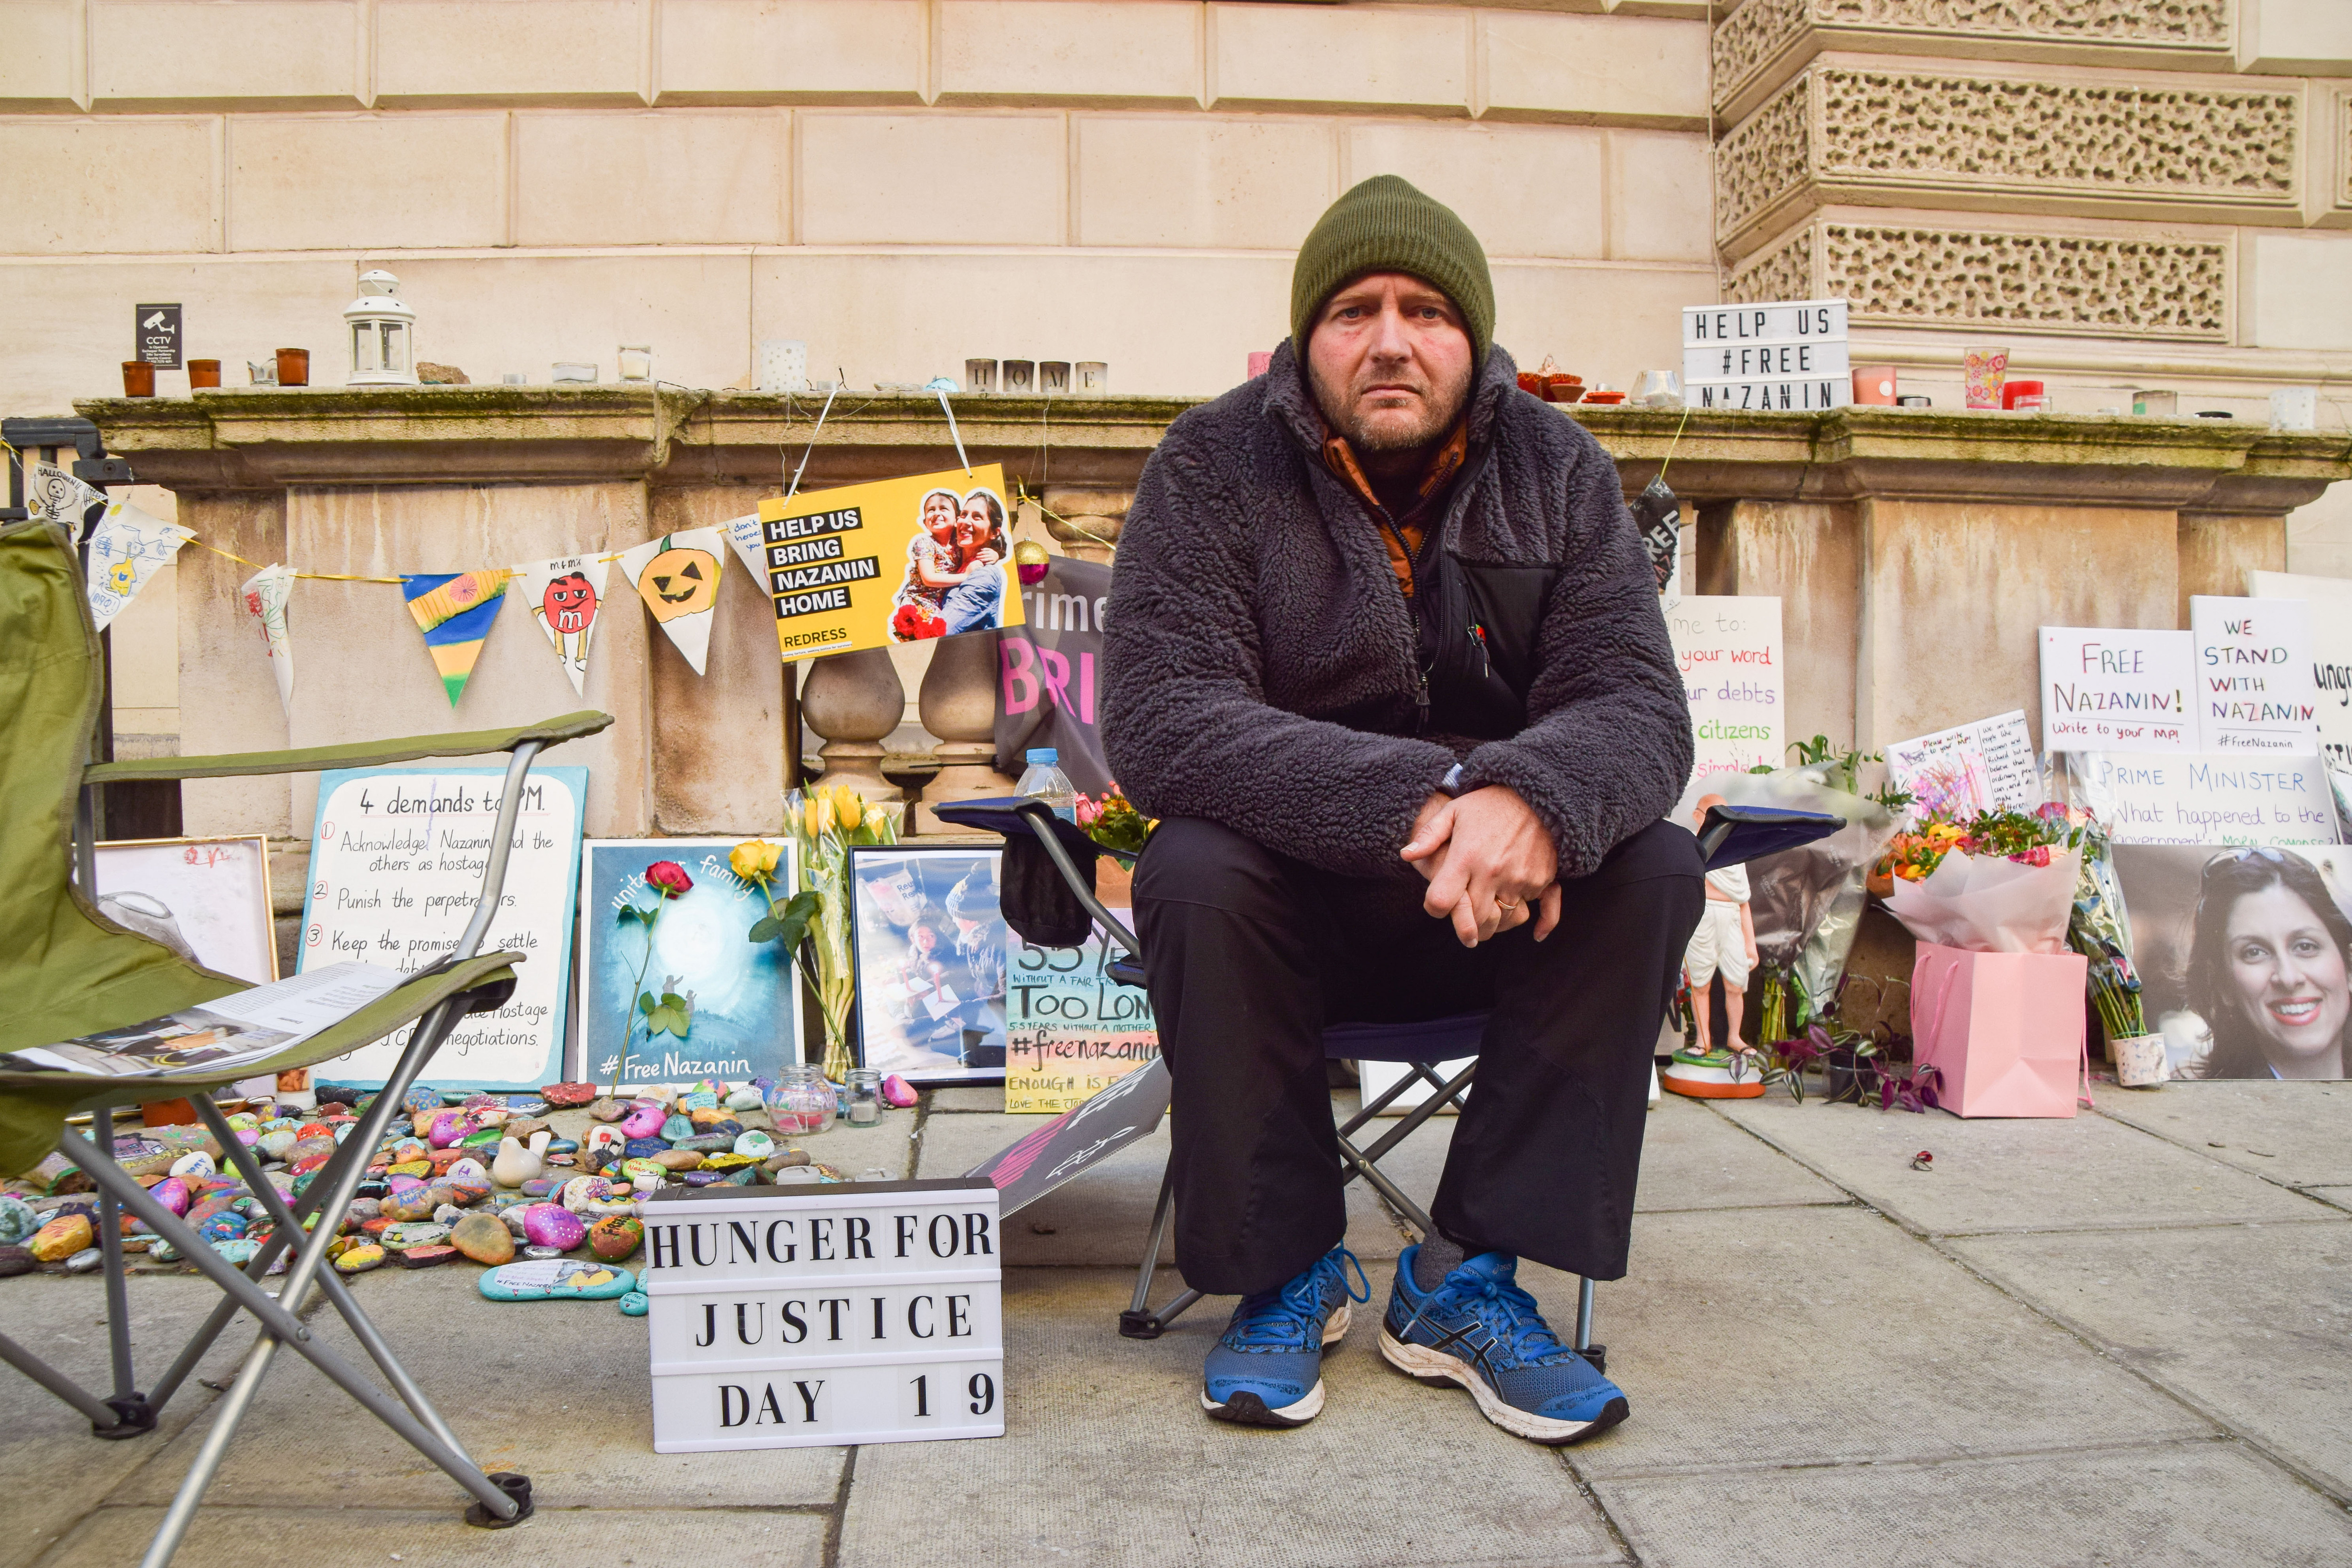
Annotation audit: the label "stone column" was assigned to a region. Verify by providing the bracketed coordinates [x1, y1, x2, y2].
[1041, 487, 1130, 563]
[800, 646, 904, 801]
[912, 630, 1018, 834]
[2177, 512, 2287, 628]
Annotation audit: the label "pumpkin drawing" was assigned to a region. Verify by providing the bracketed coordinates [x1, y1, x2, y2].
[641, 545, 719, 622]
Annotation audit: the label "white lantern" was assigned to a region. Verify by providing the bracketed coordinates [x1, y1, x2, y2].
[344, 269, 418, 386]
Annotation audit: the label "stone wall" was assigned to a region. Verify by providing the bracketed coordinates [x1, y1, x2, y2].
[0, 0, 1719, 420]
[1708, 0, 2352, 419]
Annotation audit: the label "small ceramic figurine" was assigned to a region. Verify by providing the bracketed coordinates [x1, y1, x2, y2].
[1662, 794, 1764, 1100]
[490, 1129, 552, 1188]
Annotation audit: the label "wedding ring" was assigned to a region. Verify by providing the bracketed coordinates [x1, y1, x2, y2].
[1495, 895, 1521, 910]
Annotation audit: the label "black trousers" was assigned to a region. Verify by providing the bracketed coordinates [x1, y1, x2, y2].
[1133, 816, 1704, 1298]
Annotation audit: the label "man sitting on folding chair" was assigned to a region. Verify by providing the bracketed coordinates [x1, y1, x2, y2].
[1101, 175, 1705, 1445]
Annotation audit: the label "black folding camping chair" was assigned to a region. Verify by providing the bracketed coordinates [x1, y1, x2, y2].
[935, 794, 1841, 1359]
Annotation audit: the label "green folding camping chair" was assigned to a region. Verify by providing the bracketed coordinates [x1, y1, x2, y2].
[0, 515, 612, 1566]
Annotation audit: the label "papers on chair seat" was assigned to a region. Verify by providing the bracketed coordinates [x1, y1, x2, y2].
[2, 963, 408, 1078]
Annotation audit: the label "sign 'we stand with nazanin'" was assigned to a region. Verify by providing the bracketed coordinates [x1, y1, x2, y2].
[641, 1178, 1004, 1452]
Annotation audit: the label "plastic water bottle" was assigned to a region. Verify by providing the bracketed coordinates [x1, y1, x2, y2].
[1015, 746, 1077, 822]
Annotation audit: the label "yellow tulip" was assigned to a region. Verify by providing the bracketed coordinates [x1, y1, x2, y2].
[804, 797, 828, 838]
[861, 805, 891, 838]
[730, 839, 779, 882]
[834, 788, 862, 831]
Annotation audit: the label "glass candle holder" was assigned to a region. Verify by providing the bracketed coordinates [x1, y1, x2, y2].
[845, 1069, 884, 1126]
[768, 1063, 836, 1136]
[618, 345, 652, 382]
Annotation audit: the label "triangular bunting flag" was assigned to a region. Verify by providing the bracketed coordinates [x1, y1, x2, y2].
[508, 554, 611, 696]
[721, 513, 767, 585]
[616, 528, 725, 676]
[240, 563, 295, 717]
[84, 499, 194, 631]
[28, 462, 107, 539]
[400, 569, 512, 706]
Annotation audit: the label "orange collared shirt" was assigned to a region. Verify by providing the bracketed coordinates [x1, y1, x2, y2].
[1321, 422, 1468, 598]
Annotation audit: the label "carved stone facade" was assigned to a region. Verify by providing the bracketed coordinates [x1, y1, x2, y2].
[1714, 0, 2234, 117]
[1730, 222, 2232, 341]
[1719, 66, 2301, 246]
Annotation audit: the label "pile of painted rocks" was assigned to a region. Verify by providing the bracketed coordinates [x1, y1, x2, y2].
[0, 1077, 907, 1308]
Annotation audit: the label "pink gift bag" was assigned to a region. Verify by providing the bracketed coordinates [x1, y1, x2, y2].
[1910, 942, 2090, 1118]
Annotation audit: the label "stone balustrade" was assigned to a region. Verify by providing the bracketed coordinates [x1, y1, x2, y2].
[81, 388, 2350, 862]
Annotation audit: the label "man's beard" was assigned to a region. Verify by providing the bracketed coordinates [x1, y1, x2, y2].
[1312, 365, 1471, 454]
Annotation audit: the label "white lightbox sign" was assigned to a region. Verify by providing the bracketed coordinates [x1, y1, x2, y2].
[641, 1178, 1004, 1452]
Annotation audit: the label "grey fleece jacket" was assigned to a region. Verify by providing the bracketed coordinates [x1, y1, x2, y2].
[1100, 341, 1692, 884]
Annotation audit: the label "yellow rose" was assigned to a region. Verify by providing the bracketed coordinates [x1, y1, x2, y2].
[834, 787, 862, 831]
[730, 839, 780, 882]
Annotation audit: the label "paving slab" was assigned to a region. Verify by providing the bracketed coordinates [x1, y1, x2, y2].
[1593, 1440, 2352, 1568]
[1714, 1094, 2330, 1235]
[1527, 1206, 2212, 1480]
[837, 1266, 1624, 1568]
[914, 1109, 1410, 1266]
[1947, 1218, 2352, 1497]
[2092, 1080, 2352, 1189]
[1368, 1093, 1849, 1220]
[114, 1264, 845, 1511]
[35, 1505, 829, 1568]
[0, 1275, 253, 1568]
[926, 1086, 1007, 1113]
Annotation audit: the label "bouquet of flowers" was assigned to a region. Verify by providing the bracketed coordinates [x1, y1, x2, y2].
[1694, 752, 1899, 1048]
[1073, 782, 1154, 861]
[1871, 802, 2086, 954]
[755, 784, 901, 1079]
[2065, 819, 2145, 1043]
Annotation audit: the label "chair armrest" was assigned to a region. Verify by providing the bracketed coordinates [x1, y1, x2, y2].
[82, 710, 613, 784]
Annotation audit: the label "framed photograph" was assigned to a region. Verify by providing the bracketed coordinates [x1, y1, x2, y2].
[848, 845, 1007, 1085]
[2113, 843, 2352, 1081]
[580, 838, 808, 1091]
[95, 835, 278, 984]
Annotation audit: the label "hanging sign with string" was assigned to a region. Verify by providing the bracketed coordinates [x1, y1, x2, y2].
[756, 463, 1025, 661]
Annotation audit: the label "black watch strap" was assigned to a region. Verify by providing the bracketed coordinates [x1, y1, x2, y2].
[1437, 763, 1468, 798]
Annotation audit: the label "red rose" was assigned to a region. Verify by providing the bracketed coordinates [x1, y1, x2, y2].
[645, 861, 693, 898]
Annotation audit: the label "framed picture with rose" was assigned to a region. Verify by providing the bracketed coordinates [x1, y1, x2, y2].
[577, 838, 809, 1093]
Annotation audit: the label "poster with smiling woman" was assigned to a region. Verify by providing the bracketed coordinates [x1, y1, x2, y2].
[579, 839, 808, 1091]
[2114, 844, 2352, 1080]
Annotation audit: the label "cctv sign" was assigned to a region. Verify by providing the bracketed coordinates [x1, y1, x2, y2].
[135, 303, 183, 369]
[641, 1177, 1004, 1452]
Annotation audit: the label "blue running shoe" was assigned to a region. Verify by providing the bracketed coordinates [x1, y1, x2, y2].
[1379, 1244, 1628, 1445]
[1200, 1246, 1371, 1427]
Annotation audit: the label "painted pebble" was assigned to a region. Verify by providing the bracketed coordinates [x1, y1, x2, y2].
[588, 1215, 643, 1262]
[31, 1214, 94, 1261]
[479, 1259, 635, 1301]
[335, 1243, 386, 1274]
[450, 1212, 516, 1266]
[520, 1204, 586, 1251]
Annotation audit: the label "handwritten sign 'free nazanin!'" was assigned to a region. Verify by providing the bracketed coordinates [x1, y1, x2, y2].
[642, 1179, 1003, 1452]
[2039, 628, 2198, 754]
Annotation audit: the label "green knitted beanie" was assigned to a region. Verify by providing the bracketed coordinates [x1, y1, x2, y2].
[1290, 174, 1494, 362]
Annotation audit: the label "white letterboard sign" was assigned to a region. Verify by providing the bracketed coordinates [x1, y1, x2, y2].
[641, 1178, 1004, 1452]
[1682, 298, 1850, 412]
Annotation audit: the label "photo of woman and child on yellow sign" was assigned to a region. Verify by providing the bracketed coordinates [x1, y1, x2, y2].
[756, 462, 1024, 660]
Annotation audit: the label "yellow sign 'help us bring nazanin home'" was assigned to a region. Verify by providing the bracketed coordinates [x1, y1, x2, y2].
[759, 464, 1024, 661]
